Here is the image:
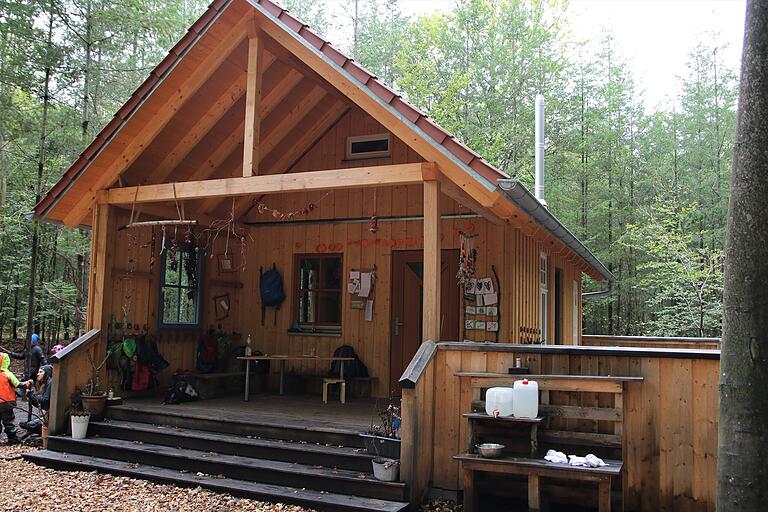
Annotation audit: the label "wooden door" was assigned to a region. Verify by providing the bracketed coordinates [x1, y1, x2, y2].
[389, 249, 460, 396]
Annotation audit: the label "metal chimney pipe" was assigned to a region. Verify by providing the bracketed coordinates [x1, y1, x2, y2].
[534, 94, 547, 208]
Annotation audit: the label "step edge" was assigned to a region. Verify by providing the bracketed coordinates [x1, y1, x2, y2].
[23, 450, 409, 512]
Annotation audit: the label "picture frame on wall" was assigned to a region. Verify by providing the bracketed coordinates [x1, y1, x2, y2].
[218, 255, 235, 273]
[214, 294, 230, 320]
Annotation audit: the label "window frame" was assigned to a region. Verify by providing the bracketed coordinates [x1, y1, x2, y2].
[345, 133, 391, 160]
[158, 241, 205, 330]
[292, 253, 344, 332]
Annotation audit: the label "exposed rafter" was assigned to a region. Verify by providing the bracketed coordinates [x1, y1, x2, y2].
[62, 14, 254, 228]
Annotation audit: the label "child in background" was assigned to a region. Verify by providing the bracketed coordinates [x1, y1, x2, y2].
[0, 352, 29, 444]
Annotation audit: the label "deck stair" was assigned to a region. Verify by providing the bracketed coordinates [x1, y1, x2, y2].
[23, 404, 409, 512]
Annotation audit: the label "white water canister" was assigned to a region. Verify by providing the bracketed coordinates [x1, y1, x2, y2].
[512, 379, 539, 418]
[485, 387, 515, 417]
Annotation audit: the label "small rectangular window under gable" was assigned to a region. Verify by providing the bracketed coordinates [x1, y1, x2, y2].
[346, 133, 391, 160]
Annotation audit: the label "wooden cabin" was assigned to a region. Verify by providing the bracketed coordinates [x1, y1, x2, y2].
[29, 1, 719, 511]
[35, 0, 610, 401]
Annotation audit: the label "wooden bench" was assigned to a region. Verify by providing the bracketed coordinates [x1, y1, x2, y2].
[454, 373, 642, 511]
[184, 371, 248, 400]
[454, 454, 622, 512]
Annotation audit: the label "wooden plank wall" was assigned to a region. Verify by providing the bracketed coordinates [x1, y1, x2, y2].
[582, 335, 720, 350]
[96, 107, 585, 397]
[102, 209, 244, 392]
[427, 344, 719, 512]
[235, 108, 583, 396]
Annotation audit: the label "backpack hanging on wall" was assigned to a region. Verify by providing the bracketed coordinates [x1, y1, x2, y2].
[260, 264, 285, 325]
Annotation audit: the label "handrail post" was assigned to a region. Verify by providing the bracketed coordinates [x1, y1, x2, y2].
[399, 340, 438, 506]
[48, 328, 102, 434]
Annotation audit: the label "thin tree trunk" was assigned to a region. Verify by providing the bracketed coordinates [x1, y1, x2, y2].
[25, 0, 55, 371]
[717, 1, 768, 509]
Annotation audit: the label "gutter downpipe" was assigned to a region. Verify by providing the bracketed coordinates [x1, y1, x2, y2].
[535, 93, 547, 208]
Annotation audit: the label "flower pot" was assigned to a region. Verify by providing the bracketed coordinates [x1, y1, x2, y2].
[372, 457, 400, 482]
[81, 395, 107, 420]
[360, 433, 401, 459]
[41, 425, 49, 449]
[70, 414, 90, 439]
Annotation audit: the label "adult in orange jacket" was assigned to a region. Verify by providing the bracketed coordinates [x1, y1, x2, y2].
[0, 352, 28, 444]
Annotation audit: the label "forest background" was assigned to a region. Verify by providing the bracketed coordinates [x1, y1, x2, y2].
[0, 0, 738, 345]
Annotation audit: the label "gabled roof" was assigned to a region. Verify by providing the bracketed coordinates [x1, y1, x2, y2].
[33, 0, 612, 281]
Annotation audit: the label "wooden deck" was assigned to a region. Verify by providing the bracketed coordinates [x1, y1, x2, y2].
[119, 393, 380, 434]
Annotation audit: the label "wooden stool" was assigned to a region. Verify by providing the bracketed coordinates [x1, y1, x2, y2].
[323, 378, 346, 404]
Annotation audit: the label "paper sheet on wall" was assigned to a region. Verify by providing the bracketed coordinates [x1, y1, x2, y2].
[483, 292, 498, 305]
[350, 271, 360, 279]
[359, 272, 372, 297]
[364, 300, 374, 321]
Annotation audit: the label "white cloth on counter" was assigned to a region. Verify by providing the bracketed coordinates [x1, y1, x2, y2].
[568, 454, 608, 467]
[544, 450, 608, 467]
[544, 449, 568, 464]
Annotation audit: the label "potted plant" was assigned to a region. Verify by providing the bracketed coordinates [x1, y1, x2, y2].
[360, 399, 402, 459]
[69, 392, 90, 440]
[79, 346, 115, 420]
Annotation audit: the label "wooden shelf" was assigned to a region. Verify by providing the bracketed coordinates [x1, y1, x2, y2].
[463, 413, 543, 424]
[210, 279, 244, 289]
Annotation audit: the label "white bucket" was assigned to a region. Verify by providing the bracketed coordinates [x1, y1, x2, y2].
[71, 414, 90, 439]
[372, 458, 400, 482]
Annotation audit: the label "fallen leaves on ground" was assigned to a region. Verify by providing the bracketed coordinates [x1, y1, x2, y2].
[420, 497, 463, 512]
[0, 444, 315, 512]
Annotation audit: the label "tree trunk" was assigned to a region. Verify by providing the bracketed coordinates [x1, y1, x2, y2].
[717, 1, 768, 509]
[25, 0, 54, 368]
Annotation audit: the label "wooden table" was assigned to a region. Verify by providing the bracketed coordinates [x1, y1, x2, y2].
[454, 453, 622, 512]
[237, 355, 354, 400]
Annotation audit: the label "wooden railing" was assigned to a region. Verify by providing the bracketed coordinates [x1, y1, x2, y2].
[48, 328, 102, 434]
[398, 339, 438, 507]
[401, 341, 720, 511]
[582, 334, 720, 350]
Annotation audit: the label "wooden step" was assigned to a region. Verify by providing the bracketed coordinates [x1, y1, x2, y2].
[89, 419, 374, 472]
[23, 450, 408, 512]
[106, 404, 366, 448]
[48, 436, 406, 502]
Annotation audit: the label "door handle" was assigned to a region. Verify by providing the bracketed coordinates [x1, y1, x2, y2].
[394, 317, 404, 336]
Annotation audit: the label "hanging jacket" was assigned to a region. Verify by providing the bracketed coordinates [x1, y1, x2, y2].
[0, 353, 22, 405]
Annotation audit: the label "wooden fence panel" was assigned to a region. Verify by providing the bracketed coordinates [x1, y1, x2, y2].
[424, 343, 719, 512]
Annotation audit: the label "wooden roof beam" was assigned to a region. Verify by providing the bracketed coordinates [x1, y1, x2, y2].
[195, 84, 327, 214]
[243, 35, 264, 177]
[102, 162, 430, 205]
[62, 14, 254, 228]
[175, 68, 305, 186]
[148, 52, 278, 185]
[226, 100, 351, 219]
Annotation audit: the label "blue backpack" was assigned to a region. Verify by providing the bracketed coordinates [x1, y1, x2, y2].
[260, 265, 285, 325]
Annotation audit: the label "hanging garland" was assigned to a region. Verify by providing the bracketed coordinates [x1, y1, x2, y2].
[255, 192, 331, 221]
[456, 230, 479, 286]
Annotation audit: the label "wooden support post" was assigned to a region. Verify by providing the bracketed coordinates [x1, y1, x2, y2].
[528, 473, 541, 511]
[423, 179, 441, 341]
[88, 199, 114, 330]
[243, 36, 263, 177]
